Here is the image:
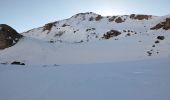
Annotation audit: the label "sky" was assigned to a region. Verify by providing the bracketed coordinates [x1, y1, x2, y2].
[0, 0, 170, 32]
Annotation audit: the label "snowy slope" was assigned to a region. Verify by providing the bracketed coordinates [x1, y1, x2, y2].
[0, 12, 170, 100]
[0, 12, 170, 65]
[0, 58, 170, 100]
[0, 30, 170, 65]
[22, 12, 169, 43]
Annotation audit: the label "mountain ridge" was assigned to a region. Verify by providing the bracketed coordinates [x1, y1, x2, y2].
[21, 12, 170, 43]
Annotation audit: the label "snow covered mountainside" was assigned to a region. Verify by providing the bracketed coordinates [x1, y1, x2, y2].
[22, 12, 170, 43]
[0, 12, 170, 100]
[0, 12, 170, 65]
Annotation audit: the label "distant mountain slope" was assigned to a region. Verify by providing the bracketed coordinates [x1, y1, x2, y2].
[22, 12, 169, 43]
[0, 12, 170, 65]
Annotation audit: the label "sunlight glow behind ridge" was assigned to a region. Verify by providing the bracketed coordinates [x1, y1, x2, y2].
[0, 0, 170, 32]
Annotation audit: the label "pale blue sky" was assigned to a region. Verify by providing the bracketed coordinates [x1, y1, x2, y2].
[0, 0, 170, 32]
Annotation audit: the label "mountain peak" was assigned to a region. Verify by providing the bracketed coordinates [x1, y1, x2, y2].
[0, 13, 170, 65]
[21, 12, 169, 44]
[71, 12, 100, 18]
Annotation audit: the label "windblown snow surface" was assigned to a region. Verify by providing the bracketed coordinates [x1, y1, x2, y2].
[0, 13, 170, 100]
[0, 58, 170, 100]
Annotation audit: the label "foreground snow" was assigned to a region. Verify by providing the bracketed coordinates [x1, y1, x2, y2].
[0, 58, 170, 100]
[0, 12, 170, 100]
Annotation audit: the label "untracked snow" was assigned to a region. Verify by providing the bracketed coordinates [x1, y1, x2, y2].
[0, 58, 170, 100]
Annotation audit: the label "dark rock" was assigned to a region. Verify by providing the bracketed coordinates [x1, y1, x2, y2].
[126, 33, 131, 36]
[95, 15, 103, 21]
[147, 51, 152, 56]
[108, 16, 117, 22]
[115, 17, 125, 23]
[0, 24, 23, 49]
[95, 35, 98, 38]
[49, 40, 55, 43]
[89, 17, 94, 21]
[157, 36, 165, 40]
[155, 40, 160, 44]
[151, 18, 170, 30]
[152, 45, 156, 47]
[62, 24, 70, 27]
[11, 61, 25, 65]
[54, 31, 65, 37]
[130, 14, 152, 20]
[102, 30, 121, 39]
[86, 28, 96, 32]
[150, 23, 163, 30]
[130, 14, 135, 19]
[43, 22, 57, 31]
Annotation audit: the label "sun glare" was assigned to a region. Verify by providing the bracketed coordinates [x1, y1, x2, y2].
[94, 6, 126, 16]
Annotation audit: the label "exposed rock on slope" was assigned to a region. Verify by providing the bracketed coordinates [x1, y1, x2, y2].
[0, 24, 23, 49]
[0, 12, 170, 65]
[130, 14, 152, 20]
[102, 30, 121, 39]
[43, 22, 58, 32]
[151, 18, 170, 30]
[22, 12, 160, 43]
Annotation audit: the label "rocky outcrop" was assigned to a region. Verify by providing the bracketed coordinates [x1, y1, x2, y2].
[130, 14, 152, 20]
[115, 17, 125, 23]
[108, 16, 117, 22]
[151, 18, 170, 30]
[102, 30, 121, 39]
[43, 22, 57, 32]
[0, 24, 23, 49]
[95, 15, 103, 21]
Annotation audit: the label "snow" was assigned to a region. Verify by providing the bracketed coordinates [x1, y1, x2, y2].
[0, 13, 170, 65]
[0, 58, 170, 100]
[21, 13, 160, 43]
[1, 30, 170, 65]
[0, 12, 170, 100]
